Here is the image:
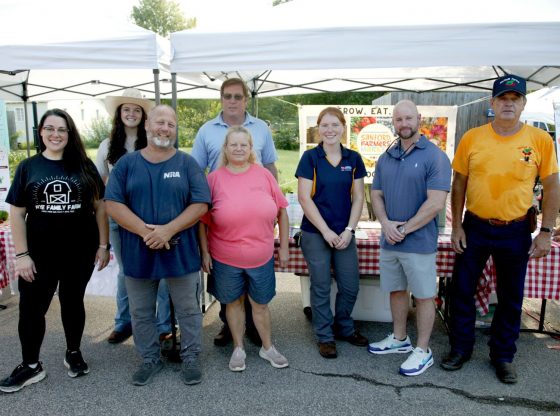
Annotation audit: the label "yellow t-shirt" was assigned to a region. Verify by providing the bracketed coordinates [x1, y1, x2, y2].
[452, 123, 559, 220]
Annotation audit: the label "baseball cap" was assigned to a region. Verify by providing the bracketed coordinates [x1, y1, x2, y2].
[492, 75, 526, 98]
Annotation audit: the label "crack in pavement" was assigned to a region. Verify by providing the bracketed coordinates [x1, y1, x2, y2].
[295, 369, 560, 412]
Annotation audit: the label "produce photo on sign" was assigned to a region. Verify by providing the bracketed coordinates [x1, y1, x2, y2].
[420, 117, 448, 153]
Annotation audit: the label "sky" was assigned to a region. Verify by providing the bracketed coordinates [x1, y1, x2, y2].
[1, 0, 276, 31]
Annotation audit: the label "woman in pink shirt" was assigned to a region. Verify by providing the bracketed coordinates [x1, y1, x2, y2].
[199, 126, 290, 372]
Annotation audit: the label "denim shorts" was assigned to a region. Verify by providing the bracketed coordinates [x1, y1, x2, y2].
[209, 257, 276, 305]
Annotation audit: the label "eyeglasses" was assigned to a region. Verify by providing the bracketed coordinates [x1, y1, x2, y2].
[222, 93, 245, 101]
[43, 126, 69, 135]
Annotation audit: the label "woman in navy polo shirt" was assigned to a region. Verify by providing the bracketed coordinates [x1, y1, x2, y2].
[295, 107, 368, 359]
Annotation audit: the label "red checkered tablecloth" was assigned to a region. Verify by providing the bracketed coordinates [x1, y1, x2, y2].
[274, 229, 456, 277]
[274, 228, 560, 314]
[475, 240, 560, 314]
[0, 223, 16, 292]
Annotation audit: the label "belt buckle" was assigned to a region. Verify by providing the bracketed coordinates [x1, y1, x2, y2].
[488, 219, 503, 226]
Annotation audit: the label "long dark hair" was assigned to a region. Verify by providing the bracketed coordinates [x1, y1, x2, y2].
[107, 104, 148, 165]
[38, 108, 102, 202]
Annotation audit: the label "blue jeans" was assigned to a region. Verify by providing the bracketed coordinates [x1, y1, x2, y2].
[126, 274, 202, 363]
[301, 231, 359, 343]
[110, 218, 172, 334]
[449, 214, 532, 363]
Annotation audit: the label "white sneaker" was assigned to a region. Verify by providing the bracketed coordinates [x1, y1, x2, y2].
[367, 333, 413, 355]
[259, 345, 289, 369]
[399, 347, 434, 376]
[229, 347, 246, 372]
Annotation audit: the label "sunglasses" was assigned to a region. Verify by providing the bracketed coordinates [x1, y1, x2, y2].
[222, 93, 245, 101]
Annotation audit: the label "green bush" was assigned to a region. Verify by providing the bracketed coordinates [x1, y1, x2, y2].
[273, 126, 299, 150]
[83, 117, 111, 149]
[9, 131, 20, 150]
[8, 150, 32, 181]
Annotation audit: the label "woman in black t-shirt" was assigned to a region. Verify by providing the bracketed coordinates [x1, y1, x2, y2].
[0, 109, 109, 393]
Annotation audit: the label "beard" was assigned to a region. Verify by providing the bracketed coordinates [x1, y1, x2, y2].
[149, 135, 174, 149]
[397, 127, 418, 140]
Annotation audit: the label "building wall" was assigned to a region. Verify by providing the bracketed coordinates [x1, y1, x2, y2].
[6, 99, 109, 148]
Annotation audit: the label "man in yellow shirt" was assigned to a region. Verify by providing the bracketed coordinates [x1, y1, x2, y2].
[442, 75, 560, 384]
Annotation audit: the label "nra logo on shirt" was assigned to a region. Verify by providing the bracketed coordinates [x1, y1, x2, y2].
[163, 171, 181, 179]
[340, 165, 352, 172]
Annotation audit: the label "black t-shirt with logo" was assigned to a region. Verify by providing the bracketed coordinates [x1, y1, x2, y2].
[6, 154, 104, 258]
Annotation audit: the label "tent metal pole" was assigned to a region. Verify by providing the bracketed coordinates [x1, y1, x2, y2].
[172, 73, 178, 147]
[32, 102, 40, 154]
[23, 98, 31, 158]
[153, 69, 161, 105]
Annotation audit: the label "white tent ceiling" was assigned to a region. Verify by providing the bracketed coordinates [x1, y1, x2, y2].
[0, 7, 170, 102]
[169, 0, 560, 98]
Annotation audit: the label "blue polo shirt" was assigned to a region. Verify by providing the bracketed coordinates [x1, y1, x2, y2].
[372, 135, 451, 254]
[191, 111, 278, 172]
[295, 143, 366, 235]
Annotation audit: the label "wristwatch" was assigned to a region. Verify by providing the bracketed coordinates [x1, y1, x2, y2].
[540, 227, 552, 233]
[99, 243, 112, 251]
[344, 226, 355, 235]
[397, 225, 407, 235]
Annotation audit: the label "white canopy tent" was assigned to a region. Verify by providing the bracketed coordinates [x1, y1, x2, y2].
[522, 87, 560, 125]
[169, 0, 560, 99]
[0, 4, 174, 147]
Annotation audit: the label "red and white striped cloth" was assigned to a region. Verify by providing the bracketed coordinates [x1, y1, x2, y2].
[274, 228, 560, 315]
[0, 223, 15, 293]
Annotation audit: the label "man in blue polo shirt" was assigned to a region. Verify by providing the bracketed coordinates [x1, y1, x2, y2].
[368, 100, 451, 376]
[191, 77, 279, 347]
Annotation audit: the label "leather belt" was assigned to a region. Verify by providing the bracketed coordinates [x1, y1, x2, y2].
[466, 210, 528, 226]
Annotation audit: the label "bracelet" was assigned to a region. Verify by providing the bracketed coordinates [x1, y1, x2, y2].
[16, 251, 29, 258]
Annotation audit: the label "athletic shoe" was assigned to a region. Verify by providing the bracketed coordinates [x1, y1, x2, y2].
[181, 357, 202, 385]
[259, 345, 289, 369]
[131, 361, 163, 386]
[0, 362, 46, 393]
[64, 350, 90, 378]
[399, 347, 434, 376]
[367, 333, 413, 355]
[229, 347, 246, 372]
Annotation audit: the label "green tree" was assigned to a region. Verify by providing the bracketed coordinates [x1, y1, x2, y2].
[131, 0, 195, 37]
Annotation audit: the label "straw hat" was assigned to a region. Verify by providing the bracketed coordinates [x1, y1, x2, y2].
[104, 88, 155, 116]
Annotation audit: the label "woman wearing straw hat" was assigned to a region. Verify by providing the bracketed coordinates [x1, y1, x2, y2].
[96, 88, 172, 345]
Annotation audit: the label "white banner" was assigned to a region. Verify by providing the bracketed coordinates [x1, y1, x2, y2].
[298, 105, 457, 183]
[0, 101, 11, 211]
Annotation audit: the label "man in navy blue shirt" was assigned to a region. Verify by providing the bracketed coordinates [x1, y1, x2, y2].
[368, 100, 451, 377]
[106, 105, 211, 387]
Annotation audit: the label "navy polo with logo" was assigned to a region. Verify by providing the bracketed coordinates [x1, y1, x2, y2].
[295, 142, 366, 235]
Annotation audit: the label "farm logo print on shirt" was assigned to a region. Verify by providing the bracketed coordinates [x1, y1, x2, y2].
[32, 176, 83, 214]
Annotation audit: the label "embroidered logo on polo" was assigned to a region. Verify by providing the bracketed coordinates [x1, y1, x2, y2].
[518, 146, 534, 162]
[32, 176, 83, 214]
[340, 165, 353, 172]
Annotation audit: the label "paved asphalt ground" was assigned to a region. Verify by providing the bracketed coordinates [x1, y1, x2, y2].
[0, 273, 559, 416]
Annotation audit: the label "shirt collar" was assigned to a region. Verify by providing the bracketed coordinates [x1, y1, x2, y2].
[214, 111, 254, 127]
[316, 142, 350, 159]
[386, 135, 428, 159]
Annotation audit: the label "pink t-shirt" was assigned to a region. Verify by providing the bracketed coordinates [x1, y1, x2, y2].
[203, 164, 288, 268]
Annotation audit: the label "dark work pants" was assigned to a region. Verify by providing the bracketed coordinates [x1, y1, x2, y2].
[449, 215, 531, 363]
[18, 253, 95, 364]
